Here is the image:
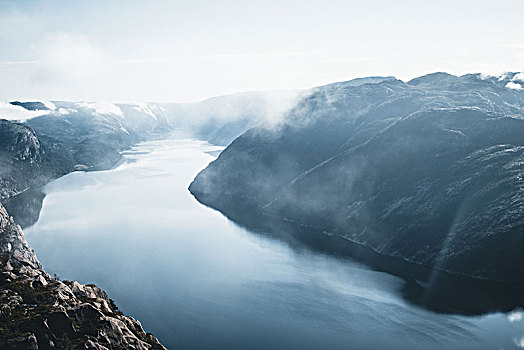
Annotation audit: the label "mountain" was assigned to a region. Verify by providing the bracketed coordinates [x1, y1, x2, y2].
[0, 102, 176, 226]
[0, 93, 301, 226]
[0, 93, 302, 346]
[0, 120, 72, 200]
[24, 101, 173, 170]
[190, 72, 524, 282]
[9, 101, 51, 111]
[0, 203, 166, 349]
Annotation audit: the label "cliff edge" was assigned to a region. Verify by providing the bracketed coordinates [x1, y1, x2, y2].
[0, 204, 166, 350]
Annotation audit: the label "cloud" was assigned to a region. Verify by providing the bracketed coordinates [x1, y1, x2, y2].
[0, 102, 50, 121]
[0, 8, 44, 43]
[0, 60, 37, 65]
[77, 102, 123, 116]
[119, 51, 330, 65]
[31, 33, 105, 85]
[515, 337, 524, 349]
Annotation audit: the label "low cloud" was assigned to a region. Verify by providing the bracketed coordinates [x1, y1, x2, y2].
[0, 102, 50, 121]
[77, 101, 123, 116]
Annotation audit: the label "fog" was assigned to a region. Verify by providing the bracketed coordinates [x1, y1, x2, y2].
[1, 0, 524, 102]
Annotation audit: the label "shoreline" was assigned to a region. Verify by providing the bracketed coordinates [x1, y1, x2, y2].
[189, 188, 524, 316]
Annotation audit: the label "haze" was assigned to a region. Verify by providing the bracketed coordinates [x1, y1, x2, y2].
[0, 0, 523, 102]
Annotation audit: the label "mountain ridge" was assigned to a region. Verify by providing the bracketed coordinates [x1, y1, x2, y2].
[189, 71, 524, 283]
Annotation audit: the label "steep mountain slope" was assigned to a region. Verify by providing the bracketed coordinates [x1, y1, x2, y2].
[0, 203, 166, 349]
[190, 72, 524, 282]
[0, 120, 72, 200]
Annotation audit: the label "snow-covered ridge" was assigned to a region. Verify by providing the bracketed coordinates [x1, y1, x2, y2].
[1, 101, 164, 119]
[506, 72, 524, 90]
[513, 72, 524, 82]
[1, 72, 522, 124]
[0, 101, 127, 121]
[479, 71, 524, 90]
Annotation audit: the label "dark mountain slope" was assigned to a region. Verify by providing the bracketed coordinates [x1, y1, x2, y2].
[190, 72, 524, 282]
[0, 120, 72, 201]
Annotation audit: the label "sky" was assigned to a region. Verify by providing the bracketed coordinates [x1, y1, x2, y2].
[0, 0, 523, 102]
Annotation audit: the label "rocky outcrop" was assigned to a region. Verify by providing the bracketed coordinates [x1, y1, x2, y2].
[0, 204, 166, 349]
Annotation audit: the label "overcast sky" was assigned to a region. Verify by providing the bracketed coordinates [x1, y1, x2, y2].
[0, 0, 523, 102]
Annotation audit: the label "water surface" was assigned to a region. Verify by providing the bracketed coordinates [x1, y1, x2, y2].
[25, 139, 524, 349]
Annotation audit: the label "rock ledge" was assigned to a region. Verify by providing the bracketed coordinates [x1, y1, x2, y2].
[0, 204, 166, 350]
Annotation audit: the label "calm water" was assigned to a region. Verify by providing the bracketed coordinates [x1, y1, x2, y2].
[24, 139, 524, 349]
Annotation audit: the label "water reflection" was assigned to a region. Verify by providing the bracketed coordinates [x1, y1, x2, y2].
[2, 187, 46, 228]
[20, 139, 524, 349]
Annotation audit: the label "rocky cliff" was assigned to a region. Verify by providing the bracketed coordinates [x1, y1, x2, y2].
[0, 204, 166, 349]
[0, 120, 72, 201]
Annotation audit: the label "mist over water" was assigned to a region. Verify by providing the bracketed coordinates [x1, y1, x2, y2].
[23, 139, 523, 349]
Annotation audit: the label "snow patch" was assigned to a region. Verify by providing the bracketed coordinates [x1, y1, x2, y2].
[512, 72, 524, 82]
[77, 102, 123, 116]
[498, 72, 510, 81]
[133, 103, 157, 120]
[479, 72, 509, 81]
[57, 107, 77, 115]
[41, 101, 56, 110]
[443, 128, 467, 137]
[506, 82, 523, 90]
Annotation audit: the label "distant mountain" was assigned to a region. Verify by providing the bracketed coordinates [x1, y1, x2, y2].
[190, 72, 524, 282]
[9, 101, 51, 111]
[24, 101, 173, 168]
[0, 102, 174, 225]
[156, 90, 301, 146]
